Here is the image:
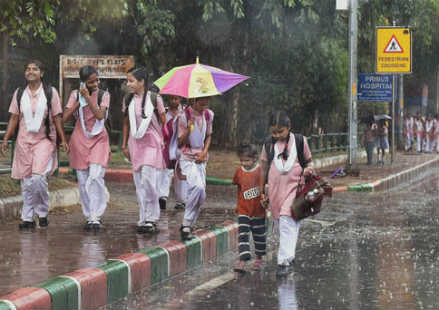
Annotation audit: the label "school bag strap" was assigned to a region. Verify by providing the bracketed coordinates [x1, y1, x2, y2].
[183, 107, 212, 124]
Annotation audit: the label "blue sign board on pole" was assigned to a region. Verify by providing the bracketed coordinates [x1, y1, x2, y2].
[357, 74, 393, 101]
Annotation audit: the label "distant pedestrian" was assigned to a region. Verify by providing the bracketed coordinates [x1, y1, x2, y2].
[415, 114, 424, 152]
[260, 111, 313, 276]
[403, 114, 414, 151]
[121, 67, 167, 234]
[63, 65, 111, 232]
[0, 59, 68, 229]
[177, 96, 214, 240]
[362, 121, 377, 165]
[158, 95, 187, 210]
[376, 120, 389, 164]
[425, 114, 434, 153]
[232, 144, 267, 272]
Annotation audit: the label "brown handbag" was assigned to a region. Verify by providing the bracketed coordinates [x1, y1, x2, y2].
[291, 174, 332, 220]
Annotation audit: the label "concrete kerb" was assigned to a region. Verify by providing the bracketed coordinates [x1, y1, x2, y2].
[83, 151, 368, 184]
[0, 187, 81, 222]
[347, 157, 439, 192]
[0, 221, 238, 310]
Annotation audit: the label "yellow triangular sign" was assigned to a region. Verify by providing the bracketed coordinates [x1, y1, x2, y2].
[384, 35, 404, 53]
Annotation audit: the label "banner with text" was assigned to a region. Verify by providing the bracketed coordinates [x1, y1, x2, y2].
[60, 55, 134, 79]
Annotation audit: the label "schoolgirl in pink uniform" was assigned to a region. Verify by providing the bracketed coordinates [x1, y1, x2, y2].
[404, 114, 414, 151]
[158, 95, 187, 210]
[63, 66, 111, 232]
[121, 67, 167, 234]
[177, 97, 214, 240]
[425, 115, 434, 153]
[260, 112, 313, 276]
[1, 60, 68, 229]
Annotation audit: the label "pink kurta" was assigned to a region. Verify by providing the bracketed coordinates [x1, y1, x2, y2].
[261, 133, 312, 219]
[178, 108, 214, 161]
[9, 85, 62, 179]
[122, 93, 166, 171]
[66, 90, 111, 170]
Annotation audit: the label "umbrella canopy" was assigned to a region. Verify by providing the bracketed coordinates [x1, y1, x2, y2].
[374, 114, 392, 121]
[154, 57, 249, 98]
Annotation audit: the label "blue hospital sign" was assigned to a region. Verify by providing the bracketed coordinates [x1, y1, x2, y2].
[357, 74, 393, 102]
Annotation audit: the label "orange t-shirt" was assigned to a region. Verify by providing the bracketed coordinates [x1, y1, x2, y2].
[232, 165, 266, 217]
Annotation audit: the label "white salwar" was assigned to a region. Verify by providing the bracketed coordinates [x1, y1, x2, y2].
[174, 176, 188, 204]
[274, 216, 301, 266]
[158, 169, 173, 199]
[76, 164, 107, 223]
[133, 165, 161, 225]
[20, 156, 53, 222]
[180, 115, 208, 227]
[425, 120, 434, 152]
[180, 159, 206, 226]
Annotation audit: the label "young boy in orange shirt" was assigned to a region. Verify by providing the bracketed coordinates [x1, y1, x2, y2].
[232, 144, 267, 272]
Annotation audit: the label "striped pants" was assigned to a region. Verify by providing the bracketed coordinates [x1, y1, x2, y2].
[238, 215, 266, 261]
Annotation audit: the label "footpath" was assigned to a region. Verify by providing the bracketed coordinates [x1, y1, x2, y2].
[0, 151, 437, 310]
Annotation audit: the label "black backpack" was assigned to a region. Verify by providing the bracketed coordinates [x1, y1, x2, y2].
[16, 84, 53, 141]
[75, 89, 112, 134]
[263, 133, 309, 184]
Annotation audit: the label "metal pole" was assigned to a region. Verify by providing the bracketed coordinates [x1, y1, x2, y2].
[398, 74, 404, 149]
[391, 74, 395, 163]
[347, 0, 358, 167]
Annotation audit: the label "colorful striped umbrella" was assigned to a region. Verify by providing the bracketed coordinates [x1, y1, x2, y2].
[154, 57, 249, 98]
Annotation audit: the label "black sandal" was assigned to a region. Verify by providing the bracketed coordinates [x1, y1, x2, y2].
[180, 225, 194, 241]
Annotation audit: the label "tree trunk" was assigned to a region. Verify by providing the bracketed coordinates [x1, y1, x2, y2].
[1, 32, 8, 121]
[436, 66, 439, 114]
[228, 88, 240, 148]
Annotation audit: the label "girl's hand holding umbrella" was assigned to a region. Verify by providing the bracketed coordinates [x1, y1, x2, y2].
[187, 119, 194, 132]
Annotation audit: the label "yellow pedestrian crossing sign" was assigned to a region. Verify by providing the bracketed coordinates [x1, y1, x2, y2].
[376, 27, 412, 73]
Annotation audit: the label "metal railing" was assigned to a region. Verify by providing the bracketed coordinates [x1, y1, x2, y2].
[306, 133, 349, 154]
[0, 122, 14, 174]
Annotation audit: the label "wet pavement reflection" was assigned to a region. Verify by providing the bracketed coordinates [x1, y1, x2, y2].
[106, 169, 438, 310]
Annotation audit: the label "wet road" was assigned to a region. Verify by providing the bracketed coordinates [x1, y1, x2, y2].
[107, 169, 438, 310]
[0, 181, 237, 296]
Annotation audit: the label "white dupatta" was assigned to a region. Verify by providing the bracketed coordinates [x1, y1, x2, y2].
[128, 92, 154, 139]
[21, 87, 47, 133]
[273, 135, 297, 174]
[78, 90, 107, 138]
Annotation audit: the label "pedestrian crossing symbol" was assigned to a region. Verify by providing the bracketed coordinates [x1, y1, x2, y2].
[376, 27, 411, 73]
[384, 35, 404, 53]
